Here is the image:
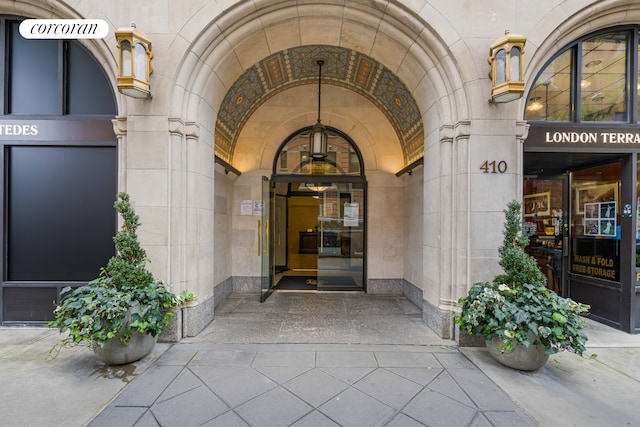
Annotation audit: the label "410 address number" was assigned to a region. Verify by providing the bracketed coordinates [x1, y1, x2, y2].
[480, 160, 507, 174]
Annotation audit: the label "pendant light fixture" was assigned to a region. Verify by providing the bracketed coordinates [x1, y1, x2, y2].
[310, 59, 328, 159]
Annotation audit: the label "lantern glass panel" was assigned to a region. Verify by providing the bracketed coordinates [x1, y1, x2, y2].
[495, 49, 507, 85]
[120, 40, 131, 76]
[510, 47, 521, 81]
[134, 43, 147, 80]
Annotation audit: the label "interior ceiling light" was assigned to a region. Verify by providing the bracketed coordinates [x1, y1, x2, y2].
[584, 59, 602, 68]
[527, 97, 543, 111]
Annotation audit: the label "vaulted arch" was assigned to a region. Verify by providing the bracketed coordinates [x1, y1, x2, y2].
[215, 45, 423, 165]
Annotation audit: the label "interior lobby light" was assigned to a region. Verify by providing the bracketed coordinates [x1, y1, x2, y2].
[310, 59, 328, 159]
[115, 23, 153, 99]
[527, 97, 543, 111]
[488, 30, 526, 103]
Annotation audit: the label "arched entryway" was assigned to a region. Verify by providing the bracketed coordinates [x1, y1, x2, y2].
[260, 126, 366, 301]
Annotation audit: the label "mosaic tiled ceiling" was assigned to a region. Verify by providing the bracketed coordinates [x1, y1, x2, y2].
[215, 45, 424, 166]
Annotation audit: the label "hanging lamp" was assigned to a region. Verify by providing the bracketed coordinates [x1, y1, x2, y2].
[310, 59, 328, 159]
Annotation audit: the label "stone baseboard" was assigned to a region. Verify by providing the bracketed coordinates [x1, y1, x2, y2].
[215, 277, 233, 307]
[183, 293, 214, 337]
[158, 308, 182, 343]
[366, 278, 403, 294]
[233, 276, 261, 293]
[421, 297, 453, 340]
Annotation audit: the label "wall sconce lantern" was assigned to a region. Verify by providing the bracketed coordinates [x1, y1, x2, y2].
[488, 30, 526, 103]
[115, 23, 153, 99]
[310, 59, 328, 159]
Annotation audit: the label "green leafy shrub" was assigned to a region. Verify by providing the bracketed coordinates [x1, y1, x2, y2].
[47, 193, 193, 358]
[454, 201, 590, 356]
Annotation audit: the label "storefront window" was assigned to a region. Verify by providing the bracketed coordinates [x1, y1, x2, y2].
[525, 50, 572, 121]
[525, 29, 636, 124]
[581, 33, 627, 122]
[570, 163, 621, 281]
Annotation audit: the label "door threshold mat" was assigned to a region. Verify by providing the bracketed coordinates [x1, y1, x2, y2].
[275, 276, 359, 291]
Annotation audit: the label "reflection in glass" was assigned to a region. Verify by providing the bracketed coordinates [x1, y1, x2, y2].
[581, 33, 627, 122]
[525, 50, 572, 121]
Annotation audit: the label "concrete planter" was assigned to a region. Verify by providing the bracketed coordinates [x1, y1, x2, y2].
[92, 330, 157, 365]
[91, 308, 157, 365]
[486, 334, 549, 371]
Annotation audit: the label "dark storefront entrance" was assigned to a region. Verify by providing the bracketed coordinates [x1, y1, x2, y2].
[524, 126, 640, 333]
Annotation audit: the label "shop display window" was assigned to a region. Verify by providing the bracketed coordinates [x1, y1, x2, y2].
[570, 163, 621, 281]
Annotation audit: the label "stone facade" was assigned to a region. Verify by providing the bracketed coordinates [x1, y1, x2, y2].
[4, 0, 637, 338]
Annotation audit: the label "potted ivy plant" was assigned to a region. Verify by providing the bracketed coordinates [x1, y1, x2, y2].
[454, 200, 590, 370]
[47, 192, 192, 365]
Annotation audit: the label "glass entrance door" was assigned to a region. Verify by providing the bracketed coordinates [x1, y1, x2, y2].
[260, 176, 275, 302]
[523, 176, 568, 294]
[314, 182, 364, 291]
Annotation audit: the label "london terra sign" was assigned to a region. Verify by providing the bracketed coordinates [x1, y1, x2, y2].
[527, 126, 640, 149]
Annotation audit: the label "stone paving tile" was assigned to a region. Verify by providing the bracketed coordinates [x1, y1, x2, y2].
[342, 297, 408, 314]
[134, 410, 162, 427]
[374, 351, 443, 368]
[253, 365, 313, 383]
[278, 317, 359, 343]
[201, 410, 250, 426]
[235, 386, 313, 427]
[316, 350, 378, 367]
[483, 410, 539, 427]
[283, 368, 350, 407]
[319, 366, 377, 384]
[190, 365, 277, 408]
[191, 348, 256, 366]
[447, 367, 521, 411]
[154, 347, 198, 365]
[402, 388, 477, 427]
[427, 371, 476, 407]
[385, 413, 428, 426]
[155, 368, 202, 402]
[350, 317, 434, 345]
[87, 406, 148, 427]
[290, 410, 341, 426]
[319, 387, 396, 427]
[111, 365, 183, 406]
[252, 350, 315, 367]
[151, 383, 229, 426]
[434, 351, 479, 369]
[383, 367, 443, 386]
[468, 413, 493, 427]
[353, 368, 423, 409]
[194, 318, 284, 343]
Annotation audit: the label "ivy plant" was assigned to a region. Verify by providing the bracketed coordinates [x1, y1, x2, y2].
[454, 201, 590, 356]
[47, 193, 193, 359]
